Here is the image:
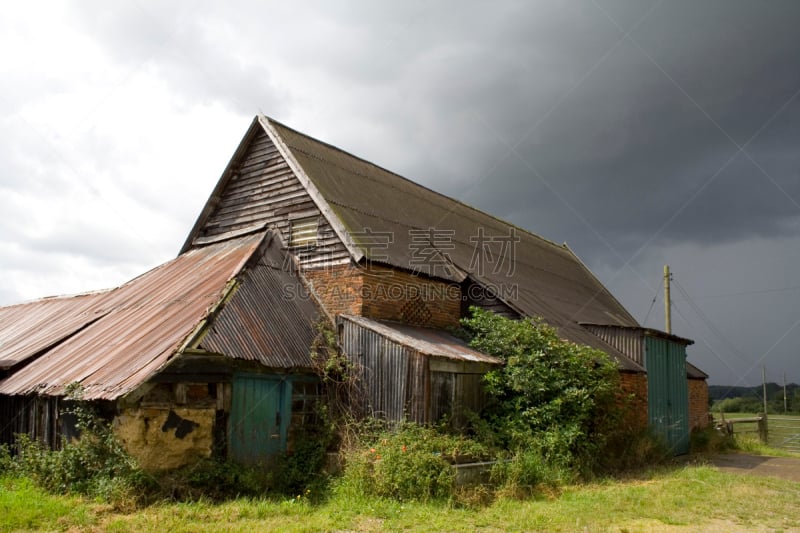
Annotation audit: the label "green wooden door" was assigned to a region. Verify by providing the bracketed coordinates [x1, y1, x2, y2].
[645, 337, 689, 455]
[229, 375, 291, 464]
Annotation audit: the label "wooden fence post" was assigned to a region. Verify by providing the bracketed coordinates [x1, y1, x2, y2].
[758, 412, 768, 444]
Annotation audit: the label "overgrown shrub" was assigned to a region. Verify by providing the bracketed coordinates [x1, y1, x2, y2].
[689, 426, 734, 455]
[272, 429, 331, 497]
[461, 307, 623, 475]
[336, 423, 490, 502]
[3, 387, 150, 505]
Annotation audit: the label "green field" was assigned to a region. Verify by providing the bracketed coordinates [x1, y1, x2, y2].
[3, 461, 800, 532]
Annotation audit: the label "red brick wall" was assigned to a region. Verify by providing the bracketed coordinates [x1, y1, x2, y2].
[618, 371, 648, 429]
[303, 264, 363, 317]
[361, 265, 461, 329]
[688, 378, 710, 430]
[301, 263, 462, 328]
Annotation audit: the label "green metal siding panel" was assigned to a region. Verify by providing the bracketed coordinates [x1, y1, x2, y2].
[645, 337, 689, 455]
[229, 374, 292, 464]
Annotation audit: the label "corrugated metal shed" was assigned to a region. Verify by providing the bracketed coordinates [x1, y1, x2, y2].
[340, 314, 501, 366]
[339, 315, 499, 423]
[199, 233, 321, 368]
[581, 324, 697, 376]
[0, 233, 265, 400]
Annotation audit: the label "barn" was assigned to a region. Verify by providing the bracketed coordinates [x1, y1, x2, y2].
[0, 115, 708, 466]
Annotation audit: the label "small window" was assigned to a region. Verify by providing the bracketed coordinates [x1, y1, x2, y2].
[290, 217, 319, 248]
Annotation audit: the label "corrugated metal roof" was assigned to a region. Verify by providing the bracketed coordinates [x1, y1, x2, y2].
[199, 233, 321, 368]
[267, 117, 639, 330]
[0, 233, 264, 400]
[0, 291, 110, 370]
[339, 314, 502, 365]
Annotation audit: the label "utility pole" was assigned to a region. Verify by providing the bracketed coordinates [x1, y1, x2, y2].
[664, 265, 672, 334]
[784, 372, 788, 414]
[762, 366, 768, 415]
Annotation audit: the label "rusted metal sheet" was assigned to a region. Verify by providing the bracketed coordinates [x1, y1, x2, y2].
[199, 234, 320, 368]
[340, 314, 501, 365]
[339, 315, 499, 424]
[0, 234, 264, 400]
[0, 292, 109, 371]
[583, 324, 646, 366]
[341, 318, 413, 422]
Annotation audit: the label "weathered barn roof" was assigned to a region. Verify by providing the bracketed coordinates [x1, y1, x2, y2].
[179, 116, 663, 372]
[265, 117, 637, 326]
[0, 231, 322, 400]
[339, 314, 501, 366]
[198, 232, 321, 368]
[0, 291, 110, 371]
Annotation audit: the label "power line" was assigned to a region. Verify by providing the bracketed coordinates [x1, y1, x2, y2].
[642, 276, 663, 327]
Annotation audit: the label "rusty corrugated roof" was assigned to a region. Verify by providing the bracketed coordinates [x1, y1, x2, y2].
[0, 233, 264, 399]
[339, 314, 502, 365]
[0, 291, 110, 371]
[199, 233, 321, 368]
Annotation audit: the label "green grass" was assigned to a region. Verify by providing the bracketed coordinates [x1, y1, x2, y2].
[3, 463, 800, 532]
[714, 412, 800, 456]
[0, 476, 96, 532]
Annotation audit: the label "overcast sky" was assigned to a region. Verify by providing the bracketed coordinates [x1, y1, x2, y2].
[2, 1, 799, 386]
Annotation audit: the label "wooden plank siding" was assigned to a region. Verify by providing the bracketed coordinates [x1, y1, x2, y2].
[193, 129, 350, 269]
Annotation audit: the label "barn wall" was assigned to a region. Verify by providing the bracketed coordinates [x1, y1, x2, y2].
[618, 371, 648, 429]
[303, 264, 364, 317]
[114, 382, 221, 470]
[193, 127, 349, 268]
[688, 378, 710, 430]
[304, 263, 462, 328]
[361, 265, 461, 329]
[340, 318, 420, 422]
[0, 395, 66, 450]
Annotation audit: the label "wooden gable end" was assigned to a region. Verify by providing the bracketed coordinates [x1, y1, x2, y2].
[187, 125, 350, 269]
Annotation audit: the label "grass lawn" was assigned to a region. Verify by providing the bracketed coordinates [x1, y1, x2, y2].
[3, 461, 800, 532]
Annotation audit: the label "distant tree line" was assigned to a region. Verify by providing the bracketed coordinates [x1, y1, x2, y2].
[710, 383, 800, 414]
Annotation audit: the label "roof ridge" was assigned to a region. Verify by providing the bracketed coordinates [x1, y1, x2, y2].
[265, 116, 567, 252]
[0, 287, 115, 309]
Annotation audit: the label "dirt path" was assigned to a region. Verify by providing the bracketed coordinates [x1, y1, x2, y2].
[709, 453, 800, 482]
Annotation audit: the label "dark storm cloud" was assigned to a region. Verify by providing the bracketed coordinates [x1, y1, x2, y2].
[432, 0, 800, 264]
[5, 0, 798, 384]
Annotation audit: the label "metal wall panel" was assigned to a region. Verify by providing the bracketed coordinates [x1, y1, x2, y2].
[645, 336, 690, 455]
[584, 325, 646, 366]
[341, 319, 417, 422]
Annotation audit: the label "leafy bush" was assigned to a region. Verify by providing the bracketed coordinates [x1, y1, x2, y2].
[461, 307, 623, 475]
[272, 430, 331, 497]
[336, 423, 490, 502]
[3, 391, 150, 505]
[689, 426, 734, 455]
